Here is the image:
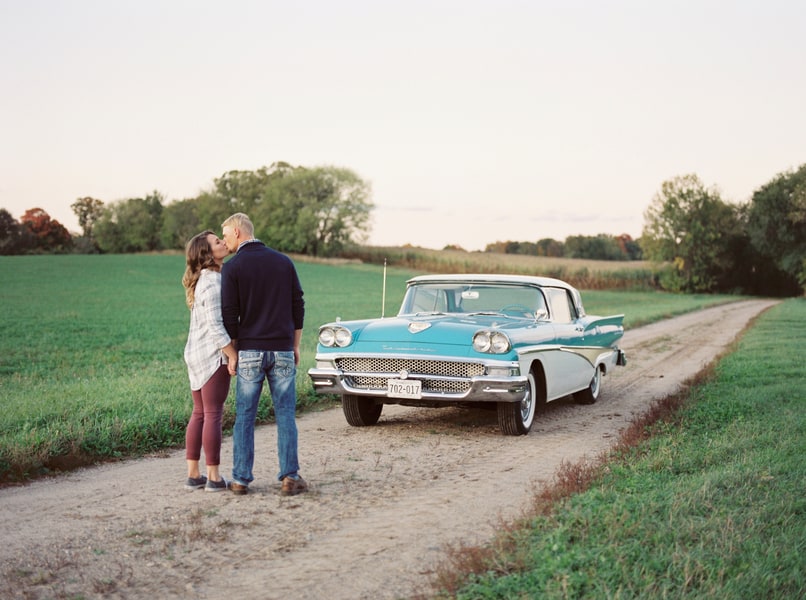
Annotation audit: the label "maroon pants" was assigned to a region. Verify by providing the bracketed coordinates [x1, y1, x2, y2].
[185, 364, 231, 466]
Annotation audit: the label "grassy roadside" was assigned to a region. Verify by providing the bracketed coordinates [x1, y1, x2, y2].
[0, 254, 741, 483]
[432, 298, 805, 599]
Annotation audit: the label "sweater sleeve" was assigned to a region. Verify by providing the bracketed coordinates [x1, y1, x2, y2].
[291, 266, 305, 330]
[220, 262, 239, 340]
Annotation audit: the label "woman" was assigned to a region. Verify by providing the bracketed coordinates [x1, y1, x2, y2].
[181, 230, 237, 492]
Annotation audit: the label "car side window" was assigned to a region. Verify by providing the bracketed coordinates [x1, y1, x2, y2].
[545, 288, 577, 323]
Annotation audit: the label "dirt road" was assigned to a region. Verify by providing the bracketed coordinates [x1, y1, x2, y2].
[0, 299, 778, 600]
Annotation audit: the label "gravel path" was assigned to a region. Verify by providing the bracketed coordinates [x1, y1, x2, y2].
[0, 299, 778, 600]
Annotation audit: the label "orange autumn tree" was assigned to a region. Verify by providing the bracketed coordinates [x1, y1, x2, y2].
[20, 208, 72, 253]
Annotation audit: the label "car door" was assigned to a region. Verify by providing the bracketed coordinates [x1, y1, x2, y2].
[543, 287, 592, 399]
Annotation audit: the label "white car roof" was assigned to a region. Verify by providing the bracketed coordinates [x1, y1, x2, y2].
[407, 273, 575, 291]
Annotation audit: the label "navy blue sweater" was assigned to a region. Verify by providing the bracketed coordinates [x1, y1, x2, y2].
[220, 241, 305, 351]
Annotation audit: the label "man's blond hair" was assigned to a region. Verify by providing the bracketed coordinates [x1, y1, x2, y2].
[222, 213, 255, 237]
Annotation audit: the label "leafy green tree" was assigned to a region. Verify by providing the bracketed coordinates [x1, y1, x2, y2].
[70, 196, 105, 253]
[93, 211, 121, 253]
[720, 209, 799, 296]
[615, 234, 642, 260]
[70, 197, 104, 239]
[564, 234, 626, 261]
[642, 174, 742, 292]
[161, 199, 201, 250]
[89, 162, 373, 256]
[746, 164, 806, 292]
[0, 209, 34, 255]
[502, 241, 525, 254]
[484, 241, 508, 253]
[255, 166, 373, 256]
[196, 162, 299, 232]
[95, 192, 164, 253]
[193, 189, 234, 235]
[516, 241, 539, 255]
[536, 238, 564, 257]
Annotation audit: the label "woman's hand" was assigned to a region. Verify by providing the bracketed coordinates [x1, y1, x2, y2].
[223, 343, 238, 375]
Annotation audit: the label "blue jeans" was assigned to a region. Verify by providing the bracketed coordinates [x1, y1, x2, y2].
[232, 350, 299, 485]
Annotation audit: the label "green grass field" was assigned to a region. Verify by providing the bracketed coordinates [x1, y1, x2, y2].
[435, 298, 805, 599]
[0, 254, 738, 482]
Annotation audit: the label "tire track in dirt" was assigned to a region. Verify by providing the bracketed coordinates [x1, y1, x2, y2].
[0, 299, 779, 600]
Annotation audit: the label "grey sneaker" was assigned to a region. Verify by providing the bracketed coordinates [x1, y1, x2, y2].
[205, 477, 228, 493]
[184, 476, 207, 490]
[281, 475, 308, 496]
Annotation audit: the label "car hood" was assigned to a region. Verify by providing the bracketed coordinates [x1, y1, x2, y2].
[320, 314, 554, 357]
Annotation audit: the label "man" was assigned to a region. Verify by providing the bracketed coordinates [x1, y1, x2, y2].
[220, 212, 307, 496]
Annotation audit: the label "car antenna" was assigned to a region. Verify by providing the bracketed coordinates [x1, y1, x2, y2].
[381, 259, 387, 318]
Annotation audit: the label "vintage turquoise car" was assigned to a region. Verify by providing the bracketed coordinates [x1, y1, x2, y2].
[308, 274, 626, 435]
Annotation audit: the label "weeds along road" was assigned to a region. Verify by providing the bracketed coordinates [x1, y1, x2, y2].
[0, 299, 779, 600]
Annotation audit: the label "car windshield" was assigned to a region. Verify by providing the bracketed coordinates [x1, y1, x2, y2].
[399, 283, 547, 318]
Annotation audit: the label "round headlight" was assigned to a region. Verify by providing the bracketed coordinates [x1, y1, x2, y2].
[334, 327, 353, 347]
[490, 332, 511, 353]
[473, 331, 491, 353]
[319, 327, 336, 347]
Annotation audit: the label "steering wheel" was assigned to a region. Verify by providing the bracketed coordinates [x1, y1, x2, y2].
[500, 304, 533, 316]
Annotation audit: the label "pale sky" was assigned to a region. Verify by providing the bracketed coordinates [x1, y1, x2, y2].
[1, 1, 804, 251]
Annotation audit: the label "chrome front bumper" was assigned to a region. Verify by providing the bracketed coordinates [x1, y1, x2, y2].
[308, 367, 528, 404]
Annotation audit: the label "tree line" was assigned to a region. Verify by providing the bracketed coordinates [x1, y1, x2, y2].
[1, 161, 804, 296]
[640, 170, 805, 296]
[481, 166, 805, 296]
[0, 162, 373, 258]
[483, 233, 642, 262]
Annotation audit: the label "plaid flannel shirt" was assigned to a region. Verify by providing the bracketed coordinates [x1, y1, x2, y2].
[183, 269, 231, 390]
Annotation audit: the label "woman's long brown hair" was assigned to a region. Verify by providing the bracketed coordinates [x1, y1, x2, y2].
[181, 230, 220, 308]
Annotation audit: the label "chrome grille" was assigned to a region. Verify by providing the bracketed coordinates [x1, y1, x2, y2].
[336, 357, 484, 394]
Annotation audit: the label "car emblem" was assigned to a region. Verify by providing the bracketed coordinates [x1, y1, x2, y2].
[399, 369, 409, 380]
[408, 322, 432, 333]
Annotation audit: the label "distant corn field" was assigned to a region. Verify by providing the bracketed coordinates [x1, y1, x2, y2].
[336, 246, 665, 290]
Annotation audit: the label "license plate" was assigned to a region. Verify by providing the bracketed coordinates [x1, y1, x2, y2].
[387, 378, 422, 399]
